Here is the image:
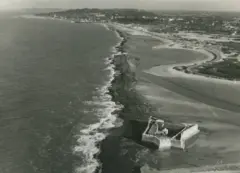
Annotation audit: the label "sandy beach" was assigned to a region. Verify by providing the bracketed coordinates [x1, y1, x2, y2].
[111, 24, 240, 173]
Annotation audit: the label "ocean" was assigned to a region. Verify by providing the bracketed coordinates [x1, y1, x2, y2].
[0, 16, 121, 173]
[2, 13, 240, 173]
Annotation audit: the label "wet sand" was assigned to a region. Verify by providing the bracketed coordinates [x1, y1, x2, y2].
[97, 24, 240, 173]
[123, 31, 240, 172]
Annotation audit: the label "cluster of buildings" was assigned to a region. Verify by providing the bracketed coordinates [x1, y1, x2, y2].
[39, 9, 240, 37]
[38, 9, 159, 24]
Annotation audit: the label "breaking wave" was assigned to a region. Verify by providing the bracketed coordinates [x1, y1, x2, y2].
[74, 29, 124, 173]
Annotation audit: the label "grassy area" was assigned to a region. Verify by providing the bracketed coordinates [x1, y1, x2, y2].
[198, 59, 240, 80]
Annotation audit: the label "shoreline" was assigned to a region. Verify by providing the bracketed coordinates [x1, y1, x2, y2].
[28, 13, 239, 84]
[27, 15, 240, 173]
[72, 23, 126, 173]
[21, 15, 134, 173]
[95, 27, 130, 173]
[97, 24, 159, 173]
[113, 23, 240, 83]
[173, 48, 240, 82]
[150, 42, 240, 84]
[28, 13, 238, 83]
[152, 43, 239, 84]
[26, 15, 240, 173]
[92, 28, 127, 173]
[108, 24, 240, 173]
[116, 23, 240, 172]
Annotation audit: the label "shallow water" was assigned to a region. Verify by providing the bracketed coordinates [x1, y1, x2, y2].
[129, 34, 240, 172]
[98, 30, 240, 173]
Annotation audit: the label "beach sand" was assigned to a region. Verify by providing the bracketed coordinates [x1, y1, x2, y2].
[97, 24, 240, 173]
[122, 30, 240, 172]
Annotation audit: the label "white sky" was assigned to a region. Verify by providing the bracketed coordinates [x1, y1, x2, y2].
[0, 0, 240, 11]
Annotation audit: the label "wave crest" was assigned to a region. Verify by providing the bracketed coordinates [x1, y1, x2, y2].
[74, 29, 124, 173]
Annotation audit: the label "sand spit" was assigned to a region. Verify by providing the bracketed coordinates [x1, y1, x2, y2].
[112, 23, 240, 173]
[148, 44, 240, 84]
[145, 64, 240, 85]
[151, 43, 238, 85]
[110, 23, 239, 84]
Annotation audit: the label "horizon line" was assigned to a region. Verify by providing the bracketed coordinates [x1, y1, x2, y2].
[1, 7, 240, 13]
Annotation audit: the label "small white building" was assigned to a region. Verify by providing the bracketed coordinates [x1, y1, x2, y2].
[142, 116, 200, 150]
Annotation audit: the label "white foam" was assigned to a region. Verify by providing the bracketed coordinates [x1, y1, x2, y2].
[101, 24, 110, 31]
[74, 30, 124, 173]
